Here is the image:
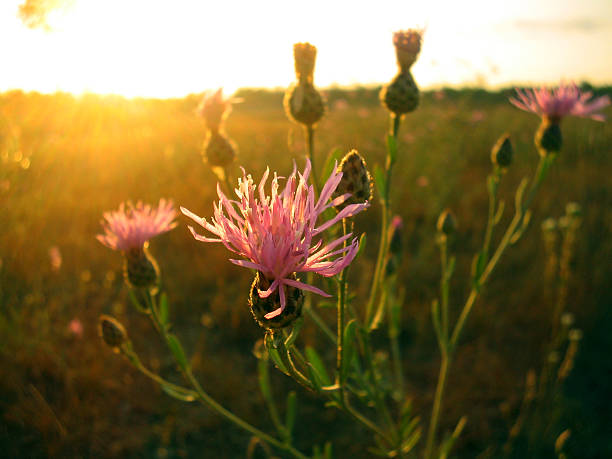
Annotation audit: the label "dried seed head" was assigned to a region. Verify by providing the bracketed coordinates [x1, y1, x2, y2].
[491, 133, 513, 168]
[99, 315, 128, 350]
[393, 29, 422, 71]
[203, 130, 237, 168]
[293, 42, 317, 83]
[249, 272, 304, 330]
[380, 71, 420, 115]
[284, 83, 325, 126]
[332, 150, 373, 211]
[123, 245, 160, 290]
[437, 209, 457, 236]
[535, 117, 562, 156]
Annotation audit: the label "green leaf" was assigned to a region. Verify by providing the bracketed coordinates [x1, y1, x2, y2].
[373, 164, 386, 202]
[285, 391, 297, 438]
[446, 256, 456, 279]
[323, 441, 333, 459]
[341, 319, 358, 381]
[471, 251, 487, 286]
[284, 317, 304, 348]
[387, 134, 398, 164]
[161, 383, 196, 402]
[257, 357, 272, 401]
[494, 200, 505, 224]
[167, 334, 189, 370]
[305, 346, 331, 386]
[159, 293, 169, 325]
[317, 300, 336, 309]
[321, 147, 343, 181]
[127, 289, 147, 313]
[439, 416, 467, 459]
[264, 333, 289, 375]
[355, 233, 367, 260]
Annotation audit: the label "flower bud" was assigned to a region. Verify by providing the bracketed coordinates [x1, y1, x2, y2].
[197, 89, 231, 132]
[284, 83, 325, 126]
[203, 130, 237, 168]
[437, 209, 457, 236]
[491, 134, 513, 168]
[380, 71, 419, 115]
[249, 272, 304, 330]
[293, 42, 317, 84]
[123, 245, 159, 290]
[392, 30, 422, 72]
[332, 150, 373, 211]
[99, 315, 128, 350]
[535, 117, 562, 156]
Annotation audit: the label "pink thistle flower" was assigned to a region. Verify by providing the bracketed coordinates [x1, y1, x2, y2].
[181, 159, 369, 319]
[68, 318, 83, 338]
[97, 199, 177, 251]
[510, 83, 610, 122]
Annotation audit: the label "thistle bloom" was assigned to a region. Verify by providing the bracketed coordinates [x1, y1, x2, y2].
[510, 83, 610, 122]
[97, 199, 177, 251]
[182, 160, 369, 319]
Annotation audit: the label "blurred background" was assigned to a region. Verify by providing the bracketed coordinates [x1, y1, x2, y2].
[1, 1, 611, 457]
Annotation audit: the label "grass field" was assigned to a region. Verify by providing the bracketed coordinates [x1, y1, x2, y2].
[1, 86, 611, 458]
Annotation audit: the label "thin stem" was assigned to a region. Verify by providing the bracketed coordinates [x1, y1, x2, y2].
[483, 169, 500, 258]
[305, 304, 336, 344]
[365, 114, 401, 327]
[439, 237, 449, 341]
[306, 125, 319, 193]
[337, 219, 348, 397]
[145, 291, 309, 459]
[424, 353, 449, 459]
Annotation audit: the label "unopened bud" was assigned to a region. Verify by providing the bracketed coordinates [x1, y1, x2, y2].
[491, 134, 513, 168]
[249, 272, 304, 330]
[380, 71, 419, 115]
[437, 209, 457, 236]
[332, 150, 373, 211]
[535, 117, 562, 156]
[293, 42, 317, 83]
[203, 131, 237, 168]
[124, 246, 159, 290]
[284, 83, 325, 126]
[99, 315, 128, 350]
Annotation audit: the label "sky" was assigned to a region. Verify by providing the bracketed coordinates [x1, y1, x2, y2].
[1, 0, 611, 98]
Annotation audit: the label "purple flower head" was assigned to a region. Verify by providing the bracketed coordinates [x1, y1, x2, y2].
[510, 83, 610, 122]
[181, 159, 369, 320]
[97, 199, 177, 251]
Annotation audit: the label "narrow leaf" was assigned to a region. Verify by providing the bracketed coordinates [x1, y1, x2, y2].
[387, 134, 398, 164]
[322, 147, 343, 181]
[264, 333, 289, 375]
[373, 164, 386, 202]
[341, 319, 358, 381]
[161, 383, 196, 402]
[305, 346, 332, 386]
[284, 317, 304, 348]
[167, 334, 189, 370]
[285, 391, 297, 437]
[494, 200, 505, 225]
[159, 293, 169, 325]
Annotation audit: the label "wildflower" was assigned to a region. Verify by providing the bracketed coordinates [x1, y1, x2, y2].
[510, 83, 610, 122]
[285, 42, 325, 126]
[510, 83, 610, 155]
[68, 318, 83, 338]
[182, 159, 369, 323]
[97, 199, 176, 289]
[49, 245, 62, 271]
[197, 88, 234, 132]
[381, 29, 423, 116]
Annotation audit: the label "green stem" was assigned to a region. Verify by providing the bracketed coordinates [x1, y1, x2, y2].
[337, 220, 348, 397]
[305, 305, 336, 344]
[306, 125, 319, 193]
[145, 291, 309, 459]
[439, 237, 449, 341]
[424, 353, 450, 459]
[365, 114, 400, 328]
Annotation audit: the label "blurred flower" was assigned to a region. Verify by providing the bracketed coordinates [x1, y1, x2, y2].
[49, 245, 62, 271]
[196, 88, 235, 131]
[392, 29, 423, 71]
[416, 175, 429, 187]
[510, 83, 610, 122]
[97, 199, 176, 252]
[182, 159, 368, 319]
[470, 110, 485, 123]
[68, 318, 83, 338]
[293, 42, 317, 83]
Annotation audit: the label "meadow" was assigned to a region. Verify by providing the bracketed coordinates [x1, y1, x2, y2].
[1, 85, 611, 458]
